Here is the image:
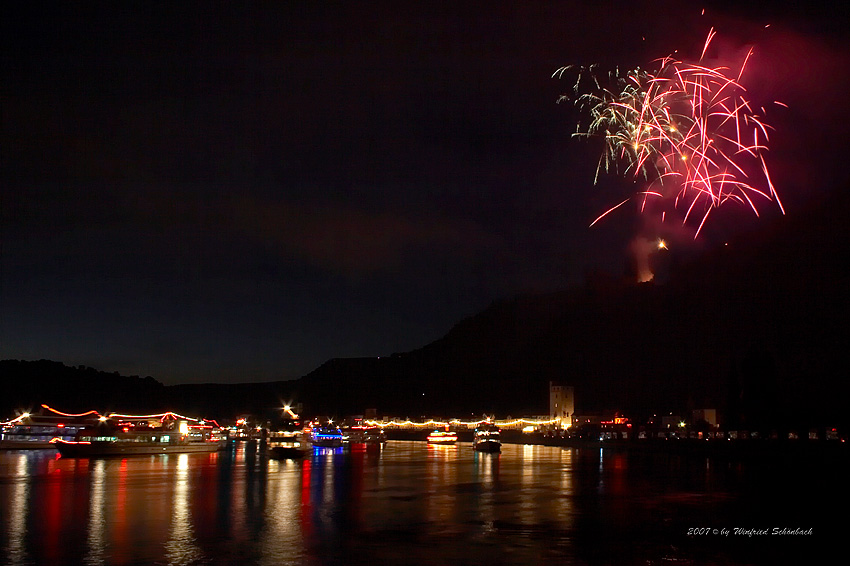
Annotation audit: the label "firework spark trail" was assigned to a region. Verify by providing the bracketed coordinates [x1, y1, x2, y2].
[555, 29, 784, 238]
[589, 198, 631, 227]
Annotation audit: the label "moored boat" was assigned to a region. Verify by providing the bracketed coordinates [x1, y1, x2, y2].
[267, 420, 310, 459]
[427, 428, 458, 444]
[1, 405, 101, 449]
[344, 425, 387, 445]
[53, 412, 226, 457]
[309, 425, 344, 447]
[472, 422, 501, 452]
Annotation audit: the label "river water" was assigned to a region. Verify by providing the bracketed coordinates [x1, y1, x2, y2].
[0, 441, 843, 565]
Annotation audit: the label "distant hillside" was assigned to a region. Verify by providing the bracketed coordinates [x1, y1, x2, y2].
[0, 359, 167, 416]
[0, 360, 299, 421]
[4, 187, 848, 429]
[293, 186, 850, 428]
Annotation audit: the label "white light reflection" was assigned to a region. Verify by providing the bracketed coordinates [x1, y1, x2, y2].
[559, 449, 574, 494]
[598, 448, 605, 493]
[425, 443, 457, 524]
[315, 448, 337, 531]
[230, 443, 248, 542]
[164, 454, 201, 565]
[84, 459, 106, 566]
[518, 445, 536, 525]
[478, 451, 495, 490]
[258, 460, 302, 566]
[475, 452, 497, 534]
[322, 449, 335, 505]
[556, 449, 576, 530]
[6, 454, 30, 566]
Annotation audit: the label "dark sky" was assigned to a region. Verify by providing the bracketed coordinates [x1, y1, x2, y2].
[3, 1, 848, 384]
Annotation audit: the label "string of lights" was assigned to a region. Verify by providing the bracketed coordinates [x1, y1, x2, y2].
[364, 417, 561, 429]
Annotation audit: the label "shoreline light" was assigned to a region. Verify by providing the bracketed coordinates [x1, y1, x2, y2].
[365, 417, 561, 429]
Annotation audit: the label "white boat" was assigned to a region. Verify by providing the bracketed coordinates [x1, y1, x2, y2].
[267, 420, 310, 459]
[53, 412, 226, 457]
[1, 405, 101, 449]
[344, 425, 387, 444]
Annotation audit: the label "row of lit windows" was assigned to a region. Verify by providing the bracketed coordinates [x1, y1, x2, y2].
[4, 426, 84, 433]
[78, 435, 174, 443]
[2, 434, 76, 441]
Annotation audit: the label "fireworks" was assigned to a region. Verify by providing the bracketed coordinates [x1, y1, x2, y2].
[555, 29, 784, 237]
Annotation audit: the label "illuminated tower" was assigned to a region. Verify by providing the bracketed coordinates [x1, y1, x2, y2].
[549, 382, 574, 428]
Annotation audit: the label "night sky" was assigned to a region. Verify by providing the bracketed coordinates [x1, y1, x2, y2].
[3, 1, 848, 384]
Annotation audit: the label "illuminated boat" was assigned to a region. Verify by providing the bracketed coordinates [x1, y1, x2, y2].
[1, 405, 101, 449]
[344, 425, 387, 444]
[309, 425, 344, 447]
[53, 412, 226, 457]
[426, 429, 458, 444]
[267, 420, 310, 459]
[472, 423, 501, 452]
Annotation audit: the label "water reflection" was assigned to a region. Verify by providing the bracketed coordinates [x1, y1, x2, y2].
[426, 443, 458, 525]
[6, 453, 30, 566]
[259, 458, 301, 566]
[556, 450, 575, 529]
[0, 441, 842, 566]
[84, 459, 105, 566]
[473, 451, 499, 535]
[165, 453, 202, 565]
[518, 444, 536, 525]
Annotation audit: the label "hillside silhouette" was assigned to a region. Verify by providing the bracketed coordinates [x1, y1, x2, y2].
[3, 186, 848, 430]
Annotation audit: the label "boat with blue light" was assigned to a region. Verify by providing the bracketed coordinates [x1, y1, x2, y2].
[309, 425, 344, 447]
